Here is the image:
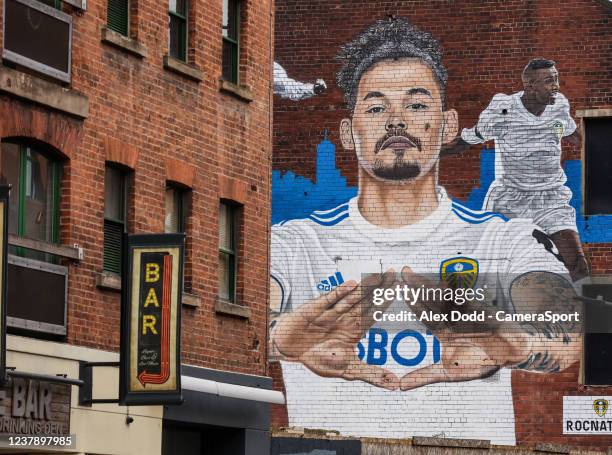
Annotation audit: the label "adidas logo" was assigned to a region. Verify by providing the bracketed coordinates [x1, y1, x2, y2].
[316, 272, 345, 292]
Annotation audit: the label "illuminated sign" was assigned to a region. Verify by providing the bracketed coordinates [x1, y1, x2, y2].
[0, 186, 9, 385]
[119, 234, 184, 405]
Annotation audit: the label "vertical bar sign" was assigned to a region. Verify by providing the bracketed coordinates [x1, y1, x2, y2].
[120, 234, 184, 405]
[0, 186, 9, 385]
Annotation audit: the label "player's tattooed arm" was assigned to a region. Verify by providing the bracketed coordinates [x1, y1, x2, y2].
[397, 268, 581, 391]
[507, 271, 582, 373]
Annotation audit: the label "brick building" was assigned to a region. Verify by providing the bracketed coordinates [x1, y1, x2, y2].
[0, 0, 276, 453]
[270, 0, 612, 451]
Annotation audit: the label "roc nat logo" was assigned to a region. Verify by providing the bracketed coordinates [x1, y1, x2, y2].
[552, 120, 564, 141]
[594, 399, 609, 417]
[440, 257, 479, 289]
[317, 271, 345, 292]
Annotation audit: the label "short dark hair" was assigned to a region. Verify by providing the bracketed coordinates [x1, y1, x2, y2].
[336, 18, 448, 111]
[522, 58, 556, 80]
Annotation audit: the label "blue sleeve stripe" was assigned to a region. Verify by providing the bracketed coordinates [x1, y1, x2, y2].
[312, 203, 350, 219]
[452, 208, 507, 224]
[308, 212, 349, 226]
[452, 201, 509, 221]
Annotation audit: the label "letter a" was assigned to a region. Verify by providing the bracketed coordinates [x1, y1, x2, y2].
[145, 263, 160, 282]
[144, 288, 159, 307]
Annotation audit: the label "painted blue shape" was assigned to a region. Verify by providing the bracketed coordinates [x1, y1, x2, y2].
[334, 271, 344, 285]
[464, 148, 496, 210]
[273, 138, 612, 242]
[272, 138, 357, 225]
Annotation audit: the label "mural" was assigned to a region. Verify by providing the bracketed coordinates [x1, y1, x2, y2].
[270, 18, 583, 445]
[274, 62, 328, 102]
[445, 58, 588, 281]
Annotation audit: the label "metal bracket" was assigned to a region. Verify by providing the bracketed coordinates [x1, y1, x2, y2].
[5, 368, 84, 386]
[78, 361, 120, 406]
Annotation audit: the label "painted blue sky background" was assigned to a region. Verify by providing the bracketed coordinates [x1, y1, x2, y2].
[272, 137, 612, 243]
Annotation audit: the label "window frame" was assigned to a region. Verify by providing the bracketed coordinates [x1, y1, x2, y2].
[103, 164, 128, 275]
[221, 0, 240, 83]
[2, 0, 73, 83]
[218, 201, 237, 303]
[169, 0, 188, 61]
[3, 141, 61, 247]
[579, 112, 612, 216]
[1, 140, 67, 338]
[164, 185, 186, 234]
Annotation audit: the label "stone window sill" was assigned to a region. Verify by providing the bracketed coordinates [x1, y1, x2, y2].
[96, 271, 121, 292]
[163, 56, 203, 82]
[182, 293, 202, 308]
[219, 79, 253, 102]
[101, 27, 147, 58]
[215, 300, 251, 319]
[0, 66, 88, 119]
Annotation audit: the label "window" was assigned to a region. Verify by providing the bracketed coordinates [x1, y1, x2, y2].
[1, 140, 67, 337]
[164, 186, 186, 234]
[169, 0, 187, 61]
[582, 284, 612, 385]
[104, 165, 127, 275]
[584, 117, 612, 215]
[222, 0, 239, 83]
[3, 0, 72, 82]
[218, 202, 237, 302]
[166, 185, 192, 292]
[107, 0, 129, 36]
[1, 142, 61, 254]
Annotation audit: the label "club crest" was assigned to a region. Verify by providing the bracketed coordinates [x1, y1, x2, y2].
[440, 257, 479, 289]
[593, 399, 608, 417]
[552, 120, 564, 141]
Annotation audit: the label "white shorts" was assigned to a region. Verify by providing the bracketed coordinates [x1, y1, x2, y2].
[483, 182, 577, 235]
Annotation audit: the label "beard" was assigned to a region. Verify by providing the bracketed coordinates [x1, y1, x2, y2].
[371, 156, 421, 181]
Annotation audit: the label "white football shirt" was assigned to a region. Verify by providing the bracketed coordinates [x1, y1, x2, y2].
[461, 92, 577, 191]
[271, 187, 568, 444]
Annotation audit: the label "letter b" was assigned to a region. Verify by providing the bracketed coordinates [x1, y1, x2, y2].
[366, 328, 388, 365]
[145, 263, 160, 282]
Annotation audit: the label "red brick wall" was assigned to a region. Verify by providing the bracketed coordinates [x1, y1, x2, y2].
[0, 0, 273, 377]
[272, 0, 612, 448]
[274, 0, 612, 197]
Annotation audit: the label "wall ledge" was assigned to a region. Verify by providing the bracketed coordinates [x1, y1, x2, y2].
[412, 436, 491, 449]
[575, 108, 612, 118]
[219, 79, 253, 102]
[163, 55, 203, 81]
[96, 271, 121, 292]
[101, 26, 148, 58]
[0, 66, 88, 119]
[182, 293, 201, 308]
[215, 300, 251, 319]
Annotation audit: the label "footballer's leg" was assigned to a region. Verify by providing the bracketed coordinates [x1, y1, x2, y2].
[550, 229, 590, 281]
[531, 188, 590, 282]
